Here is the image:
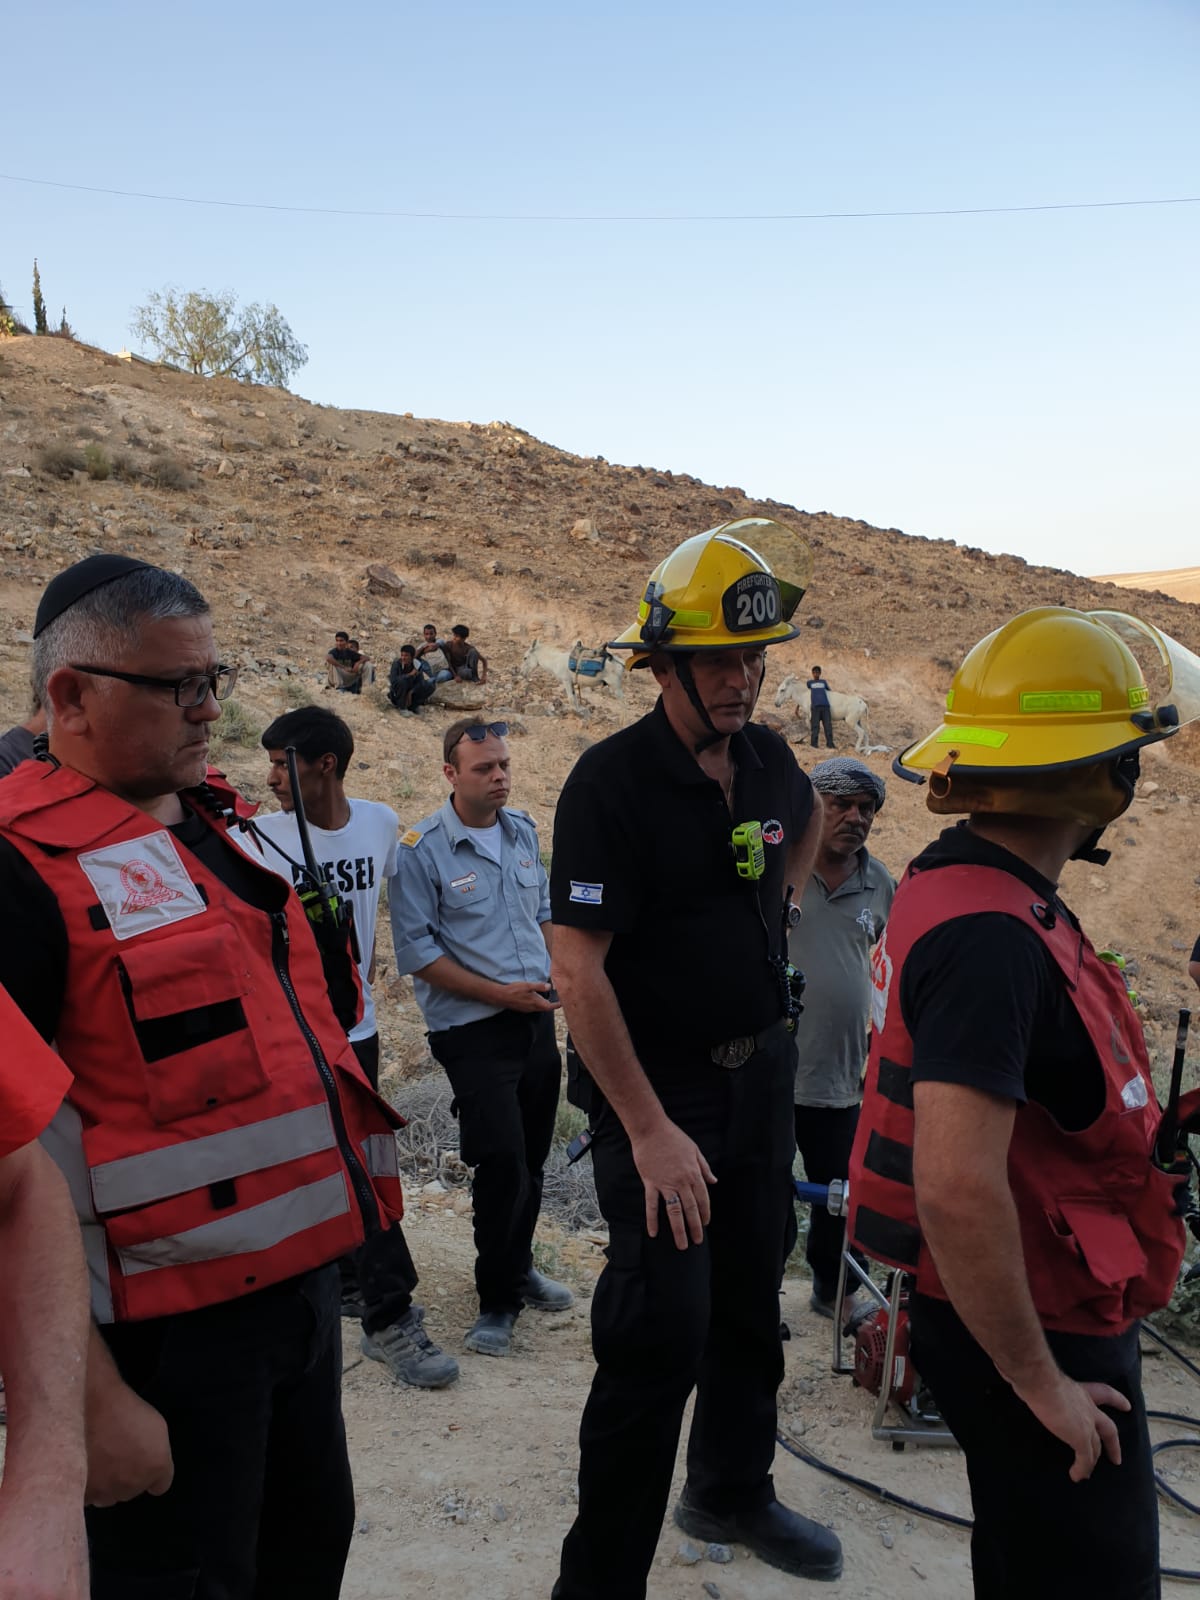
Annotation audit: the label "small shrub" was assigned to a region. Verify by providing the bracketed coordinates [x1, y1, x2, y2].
[110, 451, 140, 482]
[150, 454, 194, 491]
[36, 443, 85, 479]
[210, 699, 262, 752]
[279, 678, 316, 710]
[84, 443, 111, 480]
[531, 1239, 563, 1279]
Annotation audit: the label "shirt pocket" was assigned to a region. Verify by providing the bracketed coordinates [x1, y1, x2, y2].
[515, 858, 543, 909]
[440, 869, 493, 914]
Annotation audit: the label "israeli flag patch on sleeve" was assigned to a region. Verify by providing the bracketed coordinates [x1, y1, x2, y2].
[569, 880, 603, 905]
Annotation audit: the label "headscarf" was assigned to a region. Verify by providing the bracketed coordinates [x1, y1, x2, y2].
[810, 756, 886, 811]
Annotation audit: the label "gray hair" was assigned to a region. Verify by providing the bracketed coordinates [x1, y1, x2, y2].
[32, 566, 209, 715]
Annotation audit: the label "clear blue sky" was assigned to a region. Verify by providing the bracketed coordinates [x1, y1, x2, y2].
[3, 0, 1197, 576]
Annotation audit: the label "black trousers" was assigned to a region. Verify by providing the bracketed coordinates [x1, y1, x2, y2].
[555, 1033, 798, 1600]
[341, 1033, 420, 1335]
[87, 1266, 353, 1600]
[793, 1102, 863, 1298]
[910, 1295, 1160, 1600]
[809, 704, 834, 747]
[428, 1009, 561, 1315]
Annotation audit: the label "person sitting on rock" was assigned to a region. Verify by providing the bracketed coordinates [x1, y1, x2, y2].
[416, 624, 453, 685]
[445, 625, 487, 685]
[388, 646, 436, 715]
[326, 631, 363, 694]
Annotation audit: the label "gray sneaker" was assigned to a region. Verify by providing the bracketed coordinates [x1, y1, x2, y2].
[361, 1307, 460, 1389]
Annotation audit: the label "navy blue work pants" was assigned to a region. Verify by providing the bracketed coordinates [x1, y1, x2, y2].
[428, 1008, 562, 1315]
[87, 1265, 353, 1600]
[555, 1032, 798, 1600]
[910, 1295, 1159, 1600]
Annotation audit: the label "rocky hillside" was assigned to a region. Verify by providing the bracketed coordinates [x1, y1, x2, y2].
[2, 332, 1198, 1081]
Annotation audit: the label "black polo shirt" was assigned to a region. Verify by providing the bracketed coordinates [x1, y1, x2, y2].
[550, 697, 812, 1066]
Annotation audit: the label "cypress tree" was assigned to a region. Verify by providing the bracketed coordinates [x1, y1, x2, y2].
[32, 260, 48, 334]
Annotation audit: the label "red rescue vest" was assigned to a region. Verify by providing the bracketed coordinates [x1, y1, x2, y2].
[0, 761, 404, 1324]
[848, 861, 1185, 1336]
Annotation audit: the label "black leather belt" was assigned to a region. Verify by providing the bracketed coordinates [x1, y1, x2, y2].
[709, 1016, 791, 1069]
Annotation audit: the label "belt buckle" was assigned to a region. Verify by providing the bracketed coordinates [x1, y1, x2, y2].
[711, 1036, 754, 1069]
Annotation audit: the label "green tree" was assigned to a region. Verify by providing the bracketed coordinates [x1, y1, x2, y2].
[130, 288, 308, 388]
[31, 260, 48, 334]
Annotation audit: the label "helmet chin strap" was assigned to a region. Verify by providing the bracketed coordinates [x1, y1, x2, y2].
[1068, 752, 1141, 867]
[1069, 828, 1111, 867]
[672, 652, 767, 755]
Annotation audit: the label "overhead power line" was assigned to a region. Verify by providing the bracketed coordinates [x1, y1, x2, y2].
[1, 171, 1198, 223]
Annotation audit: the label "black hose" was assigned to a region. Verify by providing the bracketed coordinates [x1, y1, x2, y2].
[777, 1315, 1200, 1582]
[774, 1429, 971, 1530]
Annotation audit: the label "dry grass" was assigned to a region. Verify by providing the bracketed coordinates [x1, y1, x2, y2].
[209, 699, 262, 754]
[149, 453, 195, 491]
[388, 1071, 601, 1231]
[36, 442, 85, 479]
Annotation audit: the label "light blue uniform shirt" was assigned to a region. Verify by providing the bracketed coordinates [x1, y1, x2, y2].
[390, 797, 551, 1033]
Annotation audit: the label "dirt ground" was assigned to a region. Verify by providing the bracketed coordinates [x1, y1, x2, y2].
[338, 1190, 1200, 1599]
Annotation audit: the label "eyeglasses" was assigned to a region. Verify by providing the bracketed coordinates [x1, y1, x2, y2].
[447, 721, 508, 754]
[70, 664, 239, 708]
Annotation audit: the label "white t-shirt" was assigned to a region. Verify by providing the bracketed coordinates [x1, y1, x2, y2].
[250, 799, 400, 1043]
[464, 819, 503, 865]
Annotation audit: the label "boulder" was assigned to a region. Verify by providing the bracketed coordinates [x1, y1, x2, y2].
[365, 563, 405, 596]
[570, 517, 600, 543]
[433, 683, 488, 712]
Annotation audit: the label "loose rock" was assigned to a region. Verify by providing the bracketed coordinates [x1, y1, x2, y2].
[365, 562, 405, 596]
[674, 1540, 704, 1566]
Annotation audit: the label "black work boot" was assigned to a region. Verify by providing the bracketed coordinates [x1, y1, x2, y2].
[674, 1489, 843, 1580]
[463, 1309, 517, 1356]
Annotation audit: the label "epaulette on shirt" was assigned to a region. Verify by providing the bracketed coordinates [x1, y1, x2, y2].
[400, 812, 444, 849]
[506, 807, 536, 826]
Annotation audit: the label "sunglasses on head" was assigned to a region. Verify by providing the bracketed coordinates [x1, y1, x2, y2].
[448, 721, 508, 755]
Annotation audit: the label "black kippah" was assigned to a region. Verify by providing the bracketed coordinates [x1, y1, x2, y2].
[33, 554, 154, 638]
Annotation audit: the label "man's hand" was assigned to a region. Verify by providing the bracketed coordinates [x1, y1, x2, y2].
[85, 1378, 174, 1506]
[494, 980, 559, 1013]
[1011, 1368, 1130, 1482]
[630, 1120, 717, 1248]
[0, 1492, 88, 1599]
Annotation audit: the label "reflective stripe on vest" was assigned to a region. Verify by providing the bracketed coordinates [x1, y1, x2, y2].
[91, 1104, 337, 1213]
[116, 1173, 350, 1278]
[360, 1133, 399, 1181]
[40, 1099, 115, 1323]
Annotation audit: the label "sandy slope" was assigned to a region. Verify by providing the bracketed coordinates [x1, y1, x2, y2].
[1093, 569, 1200, 606]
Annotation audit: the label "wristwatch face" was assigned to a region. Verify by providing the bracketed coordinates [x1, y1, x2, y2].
[784, 902, 801, 929]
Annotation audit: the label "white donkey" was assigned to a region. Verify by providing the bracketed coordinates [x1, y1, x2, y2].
[774, 674, 875, 753]
[520, 639, 626, 710]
